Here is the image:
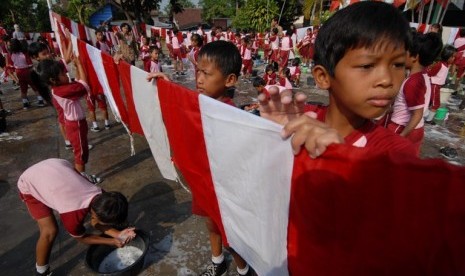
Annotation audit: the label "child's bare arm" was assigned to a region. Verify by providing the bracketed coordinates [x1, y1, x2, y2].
[75, 228, 136, 248]
[73, 55, 87, 84]
[146, 72, 170, 82]
[400, 108, 423, 137]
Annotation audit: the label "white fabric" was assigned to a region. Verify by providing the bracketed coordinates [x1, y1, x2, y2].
[199, 95, 293, 276]
[130, 66, 178, 181]
[86, 44, 122, 120]
[71, 21, 80, 40]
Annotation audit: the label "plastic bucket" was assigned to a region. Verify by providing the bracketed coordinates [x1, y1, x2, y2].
[434, 107, 449, 120]
[86, 230, 149, 275]
[440, 88, 454, 104]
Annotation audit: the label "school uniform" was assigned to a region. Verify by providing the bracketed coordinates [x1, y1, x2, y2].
[428, 61, 449, 110]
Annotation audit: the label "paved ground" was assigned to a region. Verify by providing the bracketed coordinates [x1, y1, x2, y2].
[1, 59, 465, 275]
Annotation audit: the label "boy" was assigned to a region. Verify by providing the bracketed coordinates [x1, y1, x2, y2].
[426, 45, 457, 122]
[195, 40, 253, 276]
[259, 1, 416, 158]
[148, 46, 163, 73]
[17, 158, 136, 276]
[95, 29, 112, 55]
[28, 40, 77, 150]
[37, 57, 100, 183]
[149, 40, 252, 276]
[387, 32, 443, 155]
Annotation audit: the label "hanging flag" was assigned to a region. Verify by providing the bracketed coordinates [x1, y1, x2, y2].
[156, 79, 465, 275]
[158, 79, 293, 276]
[117, 61, 144, 135]
[129, 67, 178, 181]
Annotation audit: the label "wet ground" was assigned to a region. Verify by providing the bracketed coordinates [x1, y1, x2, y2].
[1, 60, 464, 276]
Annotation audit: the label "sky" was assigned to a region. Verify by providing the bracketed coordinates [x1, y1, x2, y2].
[160, 0, 200, 11]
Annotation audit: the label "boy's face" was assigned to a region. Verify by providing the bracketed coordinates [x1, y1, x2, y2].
[36, 49, 51, 61]
[315, 42, 406, 120]
[96, 32, 103, 41]
[56, 70, 70, 85]
[150, 50, 159, 60]
[196, 56, 236, 99]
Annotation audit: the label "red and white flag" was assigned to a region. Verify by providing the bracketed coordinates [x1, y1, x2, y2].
[156, 79, 465, 275]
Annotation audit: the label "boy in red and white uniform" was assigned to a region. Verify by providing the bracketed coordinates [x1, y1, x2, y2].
[37, 57, 99, 181]
[240, 36, 253, 80]
[288, 58, 302, 87]
[454, 28, 465, 94]
[279, 30, 293, 74]
[18, 158, 135, 276]
[149, 47, 163, 73]
[171, 29, 185, 75]
[426, 45, 457, 122]
[225, 27, 235, 42]
[269, 28, 280, 65]
[387, 32, 442, 154]
[95, 29, 112, 55]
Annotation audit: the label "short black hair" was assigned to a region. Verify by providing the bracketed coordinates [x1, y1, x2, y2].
[28, 42, 49, 58]
[120, 22, 131, 31]
[314, 1, 411, 77]
[410, 32, 442, 67]
[292, 57, 301, 66]
[253, 77, 265, 87]
[90, 192, 128, 226]
[36, 59, 64, 84]
[198, 40, 242, 77]
[9, 38, 24, 53]
[440, 44, 457, 62]
[191, 33, 203, 47]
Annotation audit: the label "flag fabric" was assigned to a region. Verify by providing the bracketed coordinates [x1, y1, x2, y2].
[49, 13, 465, 275]
[118, 61, 144, 135]
[129, 68, 178, 181]
[157, 79, 465, 275]
[157, 79, 293, 276]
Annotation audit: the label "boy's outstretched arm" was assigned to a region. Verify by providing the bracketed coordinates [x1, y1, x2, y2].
[73, 55, 87, 84]
[74, 227, 136, 248]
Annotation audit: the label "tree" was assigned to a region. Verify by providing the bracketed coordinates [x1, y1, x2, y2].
[164, 0, 195, 18]
[0, 0, 51, 32]
[67, 0, 105, 24]
[232, 0, 301, 32]
[232, 0, 279, 32]
[109, 0, 162, 24]
[199, 0, 238, 23]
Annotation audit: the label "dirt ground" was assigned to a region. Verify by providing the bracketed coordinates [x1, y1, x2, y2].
[1, 59, 464, 276]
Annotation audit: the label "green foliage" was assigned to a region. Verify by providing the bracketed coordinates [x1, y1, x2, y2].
[199, 0, 238, 23]
[232, 0, 301, 32]
[319, 9, 334, 25]
[232, 0, 279, 32]
[66, 0, 104, 24]
[163, 0, 195, 16]
[0, 0, 51, 32]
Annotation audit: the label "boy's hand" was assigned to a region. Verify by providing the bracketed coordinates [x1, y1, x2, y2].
[146, 72, 170, 82]
[258, 87, 307, 125]
[117, 227, 137, 245]
[282, 113, 344, 158]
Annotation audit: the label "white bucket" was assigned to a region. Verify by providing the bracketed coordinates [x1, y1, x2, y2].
[440, 88, 454, 104]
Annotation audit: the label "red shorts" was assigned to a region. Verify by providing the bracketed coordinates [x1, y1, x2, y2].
[86, 93, 108, 112]
[279, 50, 290, 68]
[242, 59, 253, 74]
[172, 48, 182, 61]
[19, 192, 52, 220]
[271, 49, 280, 63]
[65, 119, 89, 165]
[16, 68, 37, 95]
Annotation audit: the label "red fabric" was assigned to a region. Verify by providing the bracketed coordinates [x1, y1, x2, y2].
[417, 24, 427, 34]
[101, 52, 129, 126]
[157, 79, 229, 246]
[77, 40, 102, 96]
[386, 122, 424, 155]
[78, 23, 87, 41]
[288, 145, 465, 275]
[60, 16, 71, 32]
[117, 62, 143, 135]
[430, 83, 441, 110]
[393, 0, 407, 7]
[330, 0, 340, 11]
